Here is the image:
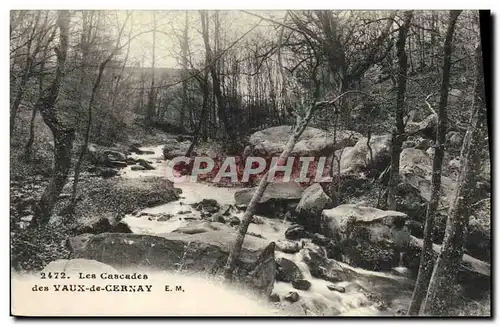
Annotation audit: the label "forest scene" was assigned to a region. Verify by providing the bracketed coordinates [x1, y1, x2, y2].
[10, 9, 491, 316]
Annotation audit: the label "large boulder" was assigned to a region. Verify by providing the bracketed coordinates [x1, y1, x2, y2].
[399, 148, 457, 208]
[295, 183, 334, 232]
[247, 126, 360, 157]
[275, 257, 303, 282]
[338, 134, 392, 176]
[88, 144, 127, 168]
[234, 182, 303, 216]
[320, 204, 409, 271]
[70, 231, 276, 296]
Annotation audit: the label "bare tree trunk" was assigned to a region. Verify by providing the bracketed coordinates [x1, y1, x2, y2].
[31, 11, 74, 227]
[145, 13, 156, 126]
[387, 11, 413, 210]
[407, 10, 461, 315]
[179, 10, 189, 132]
[10, 12, 41, 137]
[199, 10, 235, 141]
[421, 39, 485, 316]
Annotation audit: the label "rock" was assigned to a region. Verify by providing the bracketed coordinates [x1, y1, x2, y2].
[194, 199, 220, 214]
[295, 183, 334, 232]
[138, 159, 155, 170]
[247, 126, 360, 157]
[284, 292, 300, 303]
[339, 134, 392, 176]
[449, 88, 462, 97]
[285, 225, 310, 240]
[210, 212, 226, 223]
[312, 233, 341, 260]
[177, 210, 191, 215]
[234, 182, 303, 216]
[88, 144, 128, 168]
[106, 160, 128, 168]
[111, 221, 133, 233]
[447, 131, 463, 149]
[321, 204, 409, 271]
[292, 279, 311, 291]
[406, 114, 438, 139]
[131, 165, 147, 171]
[229, 216, 241, 226]
[302, 248, 346, 283]
[275, 240, 302, 254]
[72, 217, 112, 235]
[128, 144, 144, 154]
[157, 214, 173, 222]
[71, 231, 276, 296]
[327, 284, 345, 293]
[399, 148, 457, 208]
[269, 293, 280, 302]
[275, 257, 303, 282]
[394, 182, 428, 222]
[402, 136, 433, 151]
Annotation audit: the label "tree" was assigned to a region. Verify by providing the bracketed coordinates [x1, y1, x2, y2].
[387, 11, 413, 210]
[407, 10, 462, 315]
[145, 12, 157, 126]
[199, 10, 235, 142]
[421, 40, 487, 316]
[31, 10, 75, 227]
[69, 12, 131, 210]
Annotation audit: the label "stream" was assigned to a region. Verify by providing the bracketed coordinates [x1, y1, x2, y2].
[118, 145, 413, 316]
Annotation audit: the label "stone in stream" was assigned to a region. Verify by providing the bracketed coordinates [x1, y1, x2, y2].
[327, 284, 346, 293]
[229, 216, 241, 226]
[285, 225, 310, 240]
[311, 233, 342, 260]
[284, 292, 300, 303]
[69, 231, 276, 296]
[269, 293, 280, 302]
[302, 248, 346, 283]
[177, 210, 191, 215]
[292, 279, 312, 291]
[193, 199, 220, 214]
[275, 257, 303, 283]
[234, 182, 303, 216]
[210, 212, 226, 223]
[275, 240, 302, 254]
[321, 204, 409, 271]
[157, 214, 173, 222]
[137, 158, 155, 170]
[131, 165, 147, 171]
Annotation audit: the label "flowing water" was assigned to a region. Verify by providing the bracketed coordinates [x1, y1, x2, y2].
[117, 145, 413, 316]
